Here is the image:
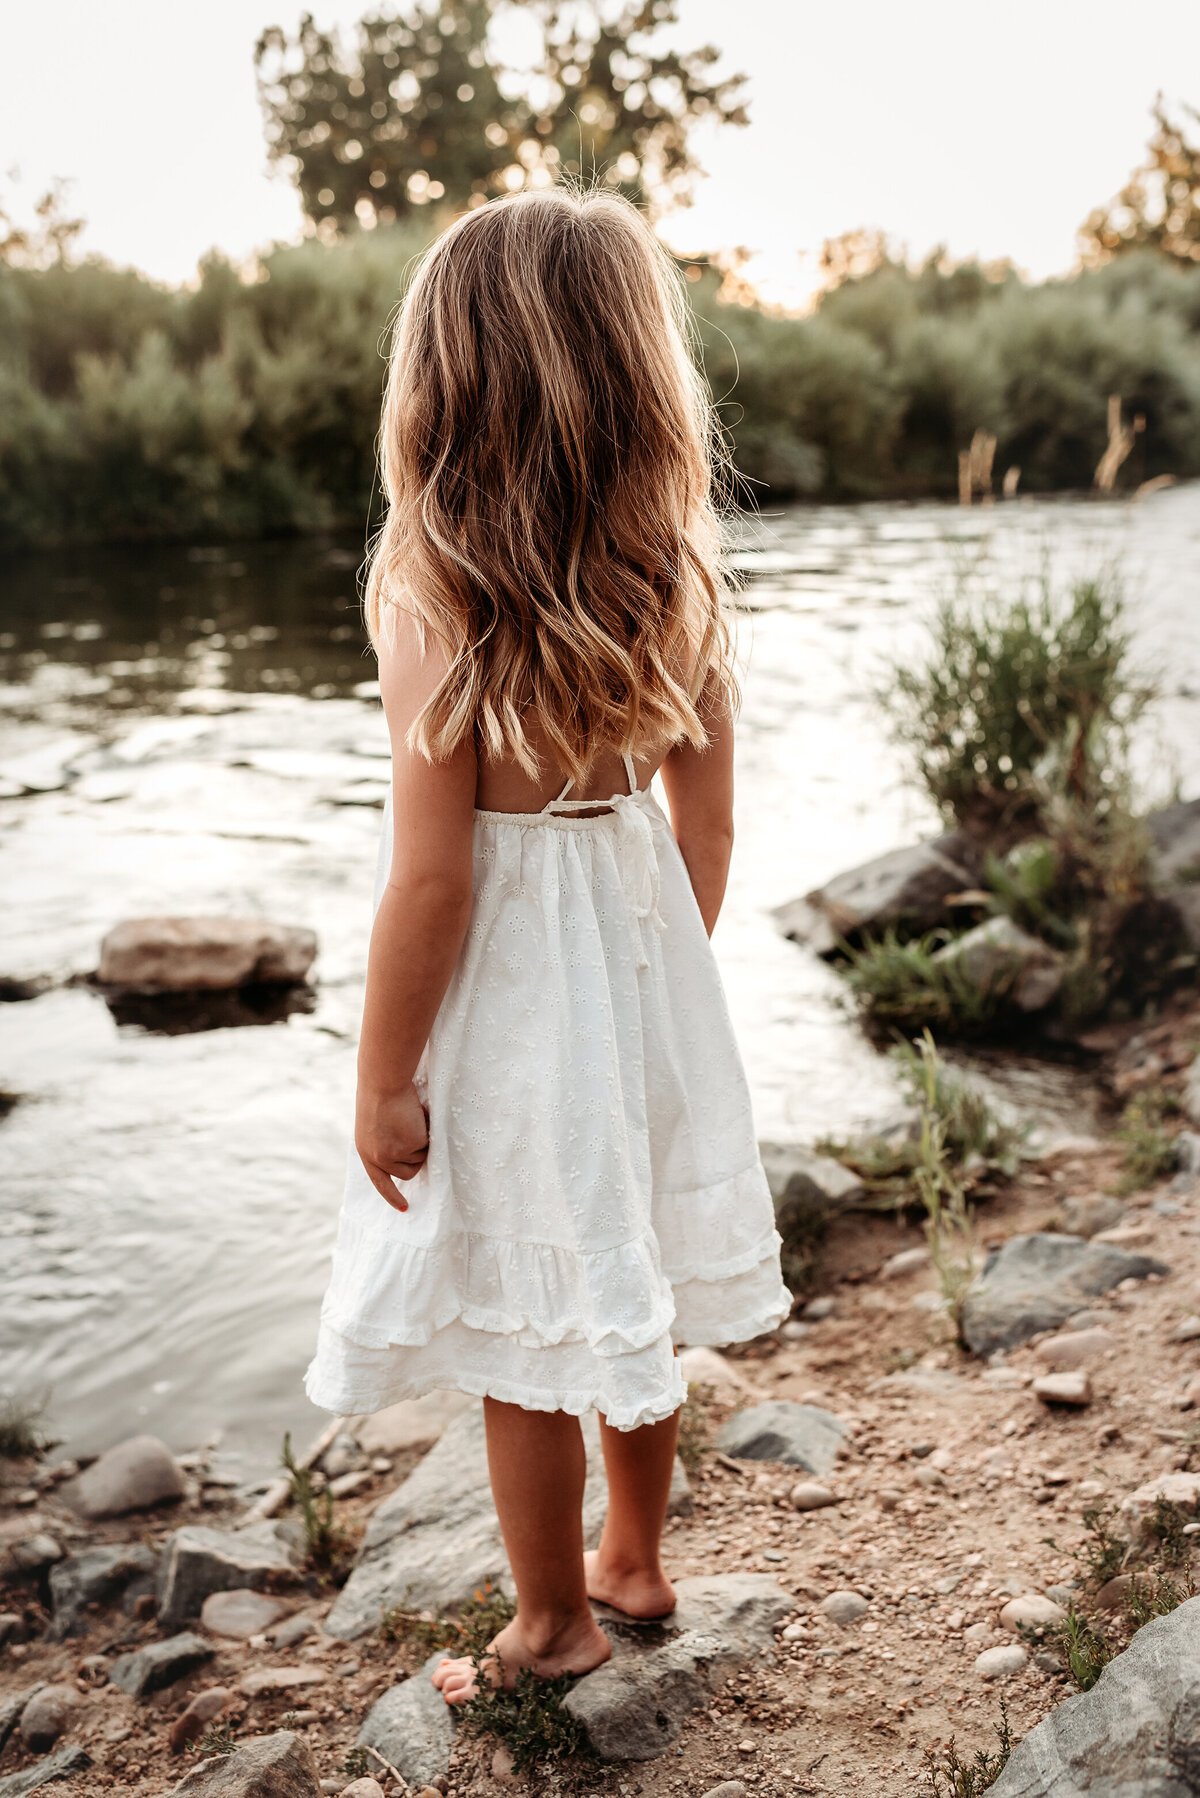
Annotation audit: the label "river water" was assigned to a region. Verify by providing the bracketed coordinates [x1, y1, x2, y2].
[2, 485, 1199, 1480]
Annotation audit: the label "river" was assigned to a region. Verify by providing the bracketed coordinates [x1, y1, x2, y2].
[2, 484, 1198, 1482]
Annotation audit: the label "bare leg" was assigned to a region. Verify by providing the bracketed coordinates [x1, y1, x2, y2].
[431, 1399, 611, 1703]
[583, 1408, 679, 1618]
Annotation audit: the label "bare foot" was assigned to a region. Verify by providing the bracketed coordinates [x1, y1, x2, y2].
[430, 1612, 612, 1706]
[583, 1548, 676, 1619]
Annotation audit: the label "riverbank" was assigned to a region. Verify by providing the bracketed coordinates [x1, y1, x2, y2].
[3, 1058, 1200, 1794]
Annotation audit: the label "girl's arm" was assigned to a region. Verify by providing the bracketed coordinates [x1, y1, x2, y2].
[657, 680, 735, 936]
[355, 613, 477, 1213]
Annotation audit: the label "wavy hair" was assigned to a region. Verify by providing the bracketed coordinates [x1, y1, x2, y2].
[364, 186, 736, 781]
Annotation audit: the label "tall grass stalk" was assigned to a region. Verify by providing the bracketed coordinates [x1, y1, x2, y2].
[910, 1031, 978, 1335]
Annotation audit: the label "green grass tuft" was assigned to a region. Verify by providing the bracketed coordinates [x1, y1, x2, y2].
[840, 928, 1000, 1032]
[281, 1431, 352, 1578]
[1056, 1607, 1116, 1691]
[1113, 1087, 1180, 1195]
[0, 1394, 50, 1460]
[459, 1662, 593, 1774]
[378, 1581, 516, 1658]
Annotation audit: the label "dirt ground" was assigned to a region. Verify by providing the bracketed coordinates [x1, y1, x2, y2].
[3, 1037, 1200, 1798]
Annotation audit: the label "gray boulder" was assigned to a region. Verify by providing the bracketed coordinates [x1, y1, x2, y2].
[326, 1404, 609, 1640]
[1147, 797, 1200, 884]
[0, 1744, 90, 1797]
[758, 1144, 865, 1211]
[932, 915, 1063, 1011]
[48, 1542, 159, 1639]
[1059, 1194, 1127, 1239]
[716, 1402, 846, 1476]
[60, 1434, 185, 1520]
[564, 1573, 790, 1760]
[18, 1685, 79, 1751]
[987, 1597, 1200, 1797]
[961, 1234, 1170, 1356]
[157, 1524, 301, 1632]
[774, 832, 983, 951]
[98, 918, 317, 993]
[356, 1651, 456, 1789]
[170, 1729, 322, 1795]
[0, 1687, 43, 1757]
[110, 1631, 214, 1697]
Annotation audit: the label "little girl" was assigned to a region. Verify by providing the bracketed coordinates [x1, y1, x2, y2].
[306, 187, 789, 1701]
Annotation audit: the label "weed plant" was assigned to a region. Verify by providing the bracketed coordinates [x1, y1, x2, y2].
[841, 929, 1001, 1032]
[921, 1697, 1014, 1796]
[1043, 1503, 1129, 1589]
[281, 1431, 351, 1578]
[379, 1582, 515, 1658]
[1125, 1565, 1195, 1628]
[884, 570, 1144, 833]
[459, 1665, 593, 1773]
[1146, 1496, 1193, 1568]
[1057, 1607, 1116, 1691]
[677, 1383, 713, 1471]
[0, 1395, 49, 1460]
[1113, 1088, 1180, 1195]
[909, 1031, 979, 1335]
[197, 1721, 238, 1759]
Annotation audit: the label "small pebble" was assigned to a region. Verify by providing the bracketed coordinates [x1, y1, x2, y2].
[20, 1685, 80, 1751]
[1033, 1370, 1092, 1406]
[975, 1644, 1028, 1680]
[790, 1481, 838, 1511]
[780, 1320, 811, 1341]
[339, 1780, 385, 1798]
[803, 1296, 836, 1320]
[491, 1743, 515, 1780]
[1171, 1316, 1200, 1343]
[702, 1786, 747, 1798]
[881, 1246, 929, 1278]
[998, 1594, 1067, 1631]
[820, 1590, 868, 1625]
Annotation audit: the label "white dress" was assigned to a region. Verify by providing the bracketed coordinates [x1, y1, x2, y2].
[306, 753, 789, 1429]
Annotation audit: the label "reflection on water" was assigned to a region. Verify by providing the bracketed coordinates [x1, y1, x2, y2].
[1, 486, 1199, 1474]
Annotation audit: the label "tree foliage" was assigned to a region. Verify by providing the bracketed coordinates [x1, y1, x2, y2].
[1080, 98, 1200, 267]
[255, 1, 747, 232]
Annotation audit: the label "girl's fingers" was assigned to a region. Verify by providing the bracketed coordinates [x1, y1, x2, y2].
[362, 1158, 409, 1212]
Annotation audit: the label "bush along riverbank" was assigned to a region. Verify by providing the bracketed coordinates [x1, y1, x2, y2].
[776, 568, 1200, 1045]
[4, 228, 1200, 550]
[4, 1078, 1200, 1796]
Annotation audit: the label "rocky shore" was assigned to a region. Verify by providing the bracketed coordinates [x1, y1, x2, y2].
[4, 1018, 1200, 1797]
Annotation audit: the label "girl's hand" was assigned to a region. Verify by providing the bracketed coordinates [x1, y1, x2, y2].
[356, 1083, 429, 1212]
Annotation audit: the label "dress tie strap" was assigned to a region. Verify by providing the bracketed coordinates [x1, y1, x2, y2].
[540, 755, 665, 969]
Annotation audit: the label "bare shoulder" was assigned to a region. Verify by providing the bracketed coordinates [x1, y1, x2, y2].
[376, 606, 454, 741]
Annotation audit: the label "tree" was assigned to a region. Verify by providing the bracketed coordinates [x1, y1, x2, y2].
[255, 1, 746, 233]
[1079, 98, 1200, 266]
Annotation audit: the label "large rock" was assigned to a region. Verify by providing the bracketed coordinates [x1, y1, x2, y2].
[1147, 797, 1200, 884]
[157, 1524, 302, 1632]
[715, 1402, 846, 1476]
[564, 1574, 791, 1760]
[98, 918, 317, 993]
[1118, 1472, 1200, 1542]
[757, 1144, 865, 1211]
[356, 1651, 456, 1789]
[170, 1729, 322, 1795]
[326, 1404, 609, 1640]
[60, 1434, 184, 1520]
[48, 1542, 159, 1639]
[961, 1234, 1170, 1356]
[987, 1598, 1200, 1797]
[0, 1688, 42, 1758]
[352, 1391, 474, 1458]
[0, 1744, 90, 1796]
[932, 915, 1064, 1011]
[18, 1685, 79, 1751]
[110, 1631, 214, 1697]
[201, 1590, 295, 1641]
[774, 833, 983, 952]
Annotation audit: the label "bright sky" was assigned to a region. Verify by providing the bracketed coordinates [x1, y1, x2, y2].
[5, 0, 1198, 307]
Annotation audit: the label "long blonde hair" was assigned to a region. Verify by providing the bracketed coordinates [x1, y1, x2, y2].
[364, 186, 735, 781]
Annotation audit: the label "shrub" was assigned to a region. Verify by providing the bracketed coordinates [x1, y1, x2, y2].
[1113, 1087, 1180, 1194]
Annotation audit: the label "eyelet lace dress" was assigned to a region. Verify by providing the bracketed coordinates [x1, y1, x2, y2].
[306, 753, 789, 1429]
